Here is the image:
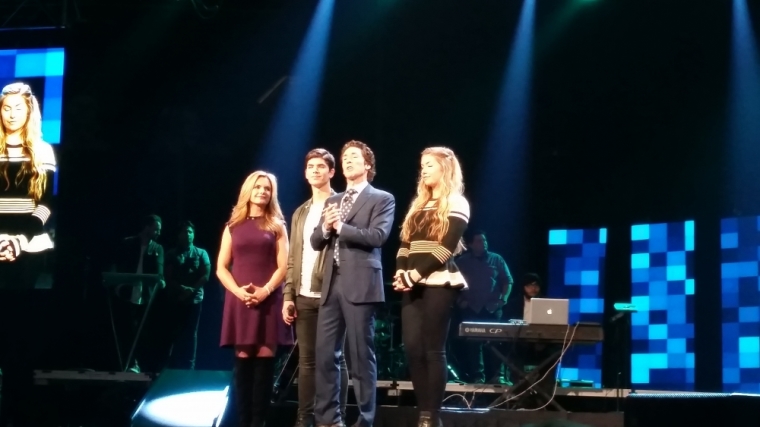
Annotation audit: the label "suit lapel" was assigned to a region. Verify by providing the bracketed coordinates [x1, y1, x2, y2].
[330, 193, 344, 209]
[344, 185, 372, 224]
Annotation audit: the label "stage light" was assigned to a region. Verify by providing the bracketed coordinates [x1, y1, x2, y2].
[139, 388, 229, 427]
[131, 370, 232, 427]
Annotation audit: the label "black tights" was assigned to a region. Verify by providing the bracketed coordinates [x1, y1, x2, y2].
[401, 286, 458, 419]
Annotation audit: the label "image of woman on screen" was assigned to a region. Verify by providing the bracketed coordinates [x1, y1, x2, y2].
[0, 82, 56, 290]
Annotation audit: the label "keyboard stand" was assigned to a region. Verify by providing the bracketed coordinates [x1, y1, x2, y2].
[124, 280, 161, 372]
[487, 343, 565, 411]
[103, 273, 161, 372]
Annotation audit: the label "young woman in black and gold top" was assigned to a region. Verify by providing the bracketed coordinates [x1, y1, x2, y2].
[0, 82, 56, 290]
[393, 146, 469, 427]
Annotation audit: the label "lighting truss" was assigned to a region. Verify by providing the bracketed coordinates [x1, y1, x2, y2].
[0, 0, 81, 30]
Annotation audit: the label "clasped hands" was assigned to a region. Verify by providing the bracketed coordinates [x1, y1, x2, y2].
[0, 238, 17, 262]
[322, 203, 342, 232]
[237, 283, 271, 308]
[392, 269, 413, 292]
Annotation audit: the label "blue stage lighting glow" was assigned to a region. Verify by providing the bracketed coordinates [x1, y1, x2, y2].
[258, 0, 335, 213]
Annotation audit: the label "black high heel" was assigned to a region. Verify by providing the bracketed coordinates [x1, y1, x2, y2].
[417, 411, 443, 427]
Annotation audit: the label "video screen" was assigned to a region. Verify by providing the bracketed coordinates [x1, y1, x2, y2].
[0, 47, 65, 291]
[720, 216, 760, 392]
[630, 221, 696, 391]
[547, 228, 607, 388]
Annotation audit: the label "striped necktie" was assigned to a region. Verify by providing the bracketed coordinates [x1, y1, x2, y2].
[334, 189, 358, 265]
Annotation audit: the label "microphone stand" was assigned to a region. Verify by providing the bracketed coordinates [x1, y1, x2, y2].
[609, 303, 636, 412]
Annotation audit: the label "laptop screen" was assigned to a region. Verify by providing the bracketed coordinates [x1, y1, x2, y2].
[528, 298, 570, 325]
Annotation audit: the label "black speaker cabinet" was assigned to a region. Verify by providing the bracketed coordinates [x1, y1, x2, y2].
[625, 392, 760, 427]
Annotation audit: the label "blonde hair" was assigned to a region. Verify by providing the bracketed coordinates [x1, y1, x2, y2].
[400, 147, 464, 243]
[228, 171, 285, 235]
[0, 82, 46, 201]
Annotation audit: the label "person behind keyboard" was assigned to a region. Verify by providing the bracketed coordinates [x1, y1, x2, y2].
[505, 274, 561, 405]
[455, 230, 513, 384]
[508, 273, 542, 321]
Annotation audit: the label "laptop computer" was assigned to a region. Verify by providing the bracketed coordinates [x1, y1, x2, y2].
[528, 298, 570, 325]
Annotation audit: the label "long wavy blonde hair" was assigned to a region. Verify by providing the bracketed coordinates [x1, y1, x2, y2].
[400, 147, 464, 243]
[0, 82, 46, 201]
[228, 171, 285, 235]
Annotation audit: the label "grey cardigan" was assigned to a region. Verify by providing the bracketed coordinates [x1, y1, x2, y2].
[284, 193, 335, 301]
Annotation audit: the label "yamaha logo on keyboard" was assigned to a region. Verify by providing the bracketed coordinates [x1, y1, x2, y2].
[465, 327, 486, 333]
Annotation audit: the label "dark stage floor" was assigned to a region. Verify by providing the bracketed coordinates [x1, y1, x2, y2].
[272, 405, 624, 427]
[22, 370, 760, 427]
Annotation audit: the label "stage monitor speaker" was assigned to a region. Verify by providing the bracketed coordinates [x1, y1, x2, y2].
[28, 370, 152, 426]
[625, 392, 760, 427]
[131, 369, 232, 427]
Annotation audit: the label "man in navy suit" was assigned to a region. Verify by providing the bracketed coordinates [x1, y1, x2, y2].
[310, 140, 395, 427]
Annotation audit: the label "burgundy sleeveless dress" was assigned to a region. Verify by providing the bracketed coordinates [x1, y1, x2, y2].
[220, 218, 293, 347]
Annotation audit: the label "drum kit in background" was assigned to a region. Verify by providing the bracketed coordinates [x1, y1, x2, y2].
[274, 294, 409, 402]
[374, 300, 407, 380]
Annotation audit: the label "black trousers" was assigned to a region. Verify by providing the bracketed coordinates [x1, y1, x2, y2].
[295, 295, 348, 420]
[152, 293, 203, 370]
[401, 286, 458, 417]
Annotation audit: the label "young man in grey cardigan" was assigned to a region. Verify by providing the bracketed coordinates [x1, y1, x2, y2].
[283, 148, 348, 427]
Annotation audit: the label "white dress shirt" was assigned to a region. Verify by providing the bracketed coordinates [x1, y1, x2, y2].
[336, 180, 369, 234]
[300, 201, 325, 298]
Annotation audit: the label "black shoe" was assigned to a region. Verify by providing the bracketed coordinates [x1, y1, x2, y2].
[417, 411, 442, 427]
[294, 414, 315, 427]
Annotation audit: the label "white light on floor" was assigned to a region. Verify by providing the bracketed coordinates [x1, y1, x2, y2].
[141, 387, 229, 427]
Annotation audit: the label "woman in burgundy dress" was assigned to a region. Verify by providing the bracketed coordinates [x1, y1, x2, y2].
[217, 170, 293, 427]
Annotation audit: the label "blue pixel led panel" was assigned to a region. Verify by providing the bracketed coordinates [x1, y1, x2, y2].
[548, 228, 607, 388]
[630, 221, 695, 391]
[721, 216, 760, 392]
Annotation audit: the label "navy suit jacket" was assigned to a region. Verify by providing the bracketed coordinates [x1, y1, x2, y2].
[310, 184, 395, 305]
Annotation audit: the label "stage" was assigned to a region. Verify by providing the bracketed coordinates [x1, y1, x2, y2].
[26, 370, 637, 427]
[27, 370, 760, 427]
[271, 404, 625, 427]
